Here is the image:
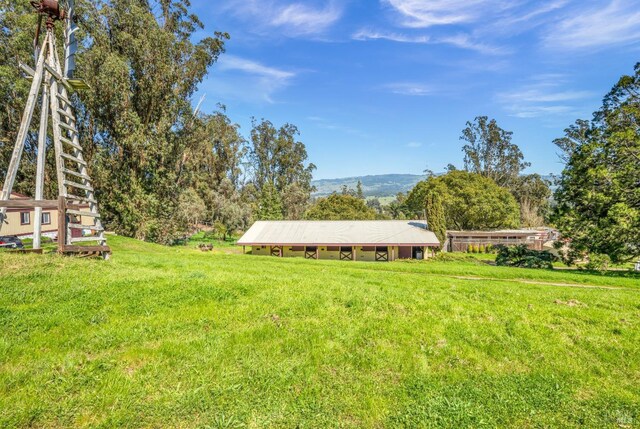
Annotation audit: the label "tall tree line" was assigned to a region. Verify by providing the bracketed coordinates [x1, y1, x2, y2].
[0, 0, 315, 243]
[553, 63, 640, 263]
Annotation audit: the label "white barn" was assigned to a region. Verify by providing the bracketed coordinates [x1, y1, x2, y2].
[237, 220, 440, 262]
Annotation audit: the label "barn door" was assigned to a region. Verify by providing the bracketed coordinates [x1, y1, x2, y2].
[375, 246, 389, 262]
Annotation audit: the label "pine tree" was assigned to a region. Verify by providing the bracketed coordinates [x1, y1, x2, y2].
[356, 181, 364, 199]
[425, 192, 447, 250]
[258, 182, 283, 220]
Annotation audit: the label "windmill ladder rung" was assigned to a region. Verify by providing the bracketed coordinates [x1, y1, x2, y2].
[59, 136, 82, 150]
[68, 224, 103, 231]
[62, 168, 91, 181]
[66, 209, 101, 218]
[57, 108, 75, 119]
[70, 236, 106, 243]
[66, 194, 97, 204]
[61, 153, 87, 166]
[57, 93, 72, 106]
[59, 121, 78, 133]
[64, 180, 93, 192]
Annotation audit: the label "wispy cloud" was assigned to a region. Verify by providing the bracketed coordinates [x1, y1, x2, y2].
[307, 116, 371, 138]
[544, 0, 640, 50]
[352, 29, 506, 54]
[383, 0, 496, 28]
[223, 0, 343, 36]
[211, 55, 296, 103]
[496, 74, 595, 119]
[352, 29, 431, 44]
[384, 82, 435, 96]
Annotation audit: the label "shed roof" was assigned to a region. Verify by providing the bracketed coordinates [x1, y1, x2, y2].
[447, 230, 543, 237]
[237, 220, 440, 247]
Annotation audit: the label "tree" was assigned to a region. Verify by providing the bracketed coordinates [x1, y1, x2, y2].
[248, 119, 315, 219]
[425, 192, 446, 249]
[210, 179, 251, 241]
[460, 116, 530, 188]
[553, 63, 640, 263]
[511, 174, 552, 227]
[176, 188, 206, 234]
[356, 180, 364, 199]
[303, 194, 377, 220]
[553, 119, 591, 162]
[405, 171, 520, 230]
[258, 182, 283, 220]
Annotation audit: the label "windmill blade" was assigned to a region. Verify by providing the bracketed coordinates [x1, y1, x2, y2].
[64, 0, 77, 78]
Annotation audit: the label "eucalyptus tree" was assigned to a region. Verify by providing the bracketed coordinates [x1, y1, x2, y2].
[460, 116, 530, 188]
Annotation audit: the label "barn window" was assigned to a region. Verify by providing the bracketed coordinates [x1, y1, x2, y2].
[292, 246, 304, 252]
[327, 246, 339, 251]
[361, 246, 375, 252]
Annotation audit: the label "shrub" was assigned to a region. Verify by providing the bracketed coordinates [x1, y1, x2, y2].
[585, 254, 611, 273]
[486, 244, 493, 253]
[495, 245, 557, 269]
[479, 244, 486, 253]
[467, 244, 473, 253]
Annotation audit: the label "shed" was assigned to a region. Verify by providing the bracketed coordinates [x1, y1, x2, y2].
[237, 220, 440, 262]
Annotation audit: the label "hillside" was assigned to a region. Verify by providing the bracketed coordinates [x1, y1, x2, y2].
[1, 237, 639, 428]
[312, 173, 557, 199]
[312, 174, 426, 198]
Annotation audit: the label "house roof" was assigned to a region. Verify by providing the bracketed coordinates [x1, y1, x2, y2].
[237, 220, 440, 247]
[447, 230, 543, 237]
[10, 192, 29, 199]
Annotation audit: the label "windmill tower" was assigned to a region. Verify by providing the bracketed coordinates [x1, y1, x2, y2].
[0, 0, 110, 258]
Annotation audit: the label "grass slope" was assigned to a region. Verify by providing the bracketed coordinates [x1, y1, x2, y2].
[1, 236, 639, 428]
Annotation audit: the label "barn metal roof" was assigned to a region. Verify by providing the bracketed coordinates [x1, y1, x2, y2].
[237, 220, 440, 247]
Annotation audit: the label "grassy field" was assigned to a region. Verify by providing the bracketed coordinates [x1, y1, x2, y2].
[1, 236, 639, 428]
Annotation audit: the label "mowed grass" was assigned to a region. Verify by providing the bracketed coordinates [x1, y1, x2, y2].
[1, 236, 639, 428]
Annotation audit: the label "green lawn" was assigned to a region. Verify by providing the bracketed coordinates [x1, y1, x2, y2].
[1, 236, 639, 428]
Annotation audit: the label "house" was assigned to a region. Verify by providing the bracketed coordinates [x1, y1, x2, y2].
[0, 192, 91, 239]
[237, 220, 440, 262]
[446, 229, 555, 252]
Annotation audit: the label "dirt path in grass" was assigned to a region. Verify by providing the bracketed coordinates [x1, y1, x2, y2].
[451, 276, 623, 290]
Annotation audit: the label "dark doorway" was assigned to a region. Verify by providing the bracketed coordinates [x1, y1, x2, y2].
[412, 246, 425, 260]
[398, 246, 412, 259]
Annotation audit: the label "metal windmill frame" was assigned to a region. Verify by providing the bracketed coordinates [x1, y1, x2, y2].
[0, 0, 110, 258]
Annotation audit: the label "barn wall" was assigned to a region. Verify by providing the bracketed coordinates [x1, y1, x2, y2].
[249, 245, 431, 262]
[252, 246, 270, 256]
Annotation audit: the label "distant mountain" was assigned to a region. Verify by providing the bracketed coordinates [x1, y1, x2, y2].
[312, 174, 426, 198]
[312, 173, 558, 200]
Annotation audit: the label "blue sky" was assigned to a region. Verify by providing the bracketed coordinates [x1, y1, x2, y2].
[189, 0, 640, 180]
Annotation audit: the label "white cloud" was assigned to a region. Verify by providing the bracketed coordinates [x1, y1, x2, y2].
[383, 0, 494, 28]
[211, 55, 296, 103]
[352, 29, 431, 43]
[385, 82, 435, 96]
[352, 29, 506, 54]
[218, 56, 295, 81]
[223, 0, 342, 36]
[545, 0, 640, 50]
[496, 75, 595, 118]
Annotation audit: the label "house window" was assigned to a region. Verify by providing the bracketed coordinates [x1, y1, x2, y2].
[42, 212, 51, 225]
[20, 212, 30, 225]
